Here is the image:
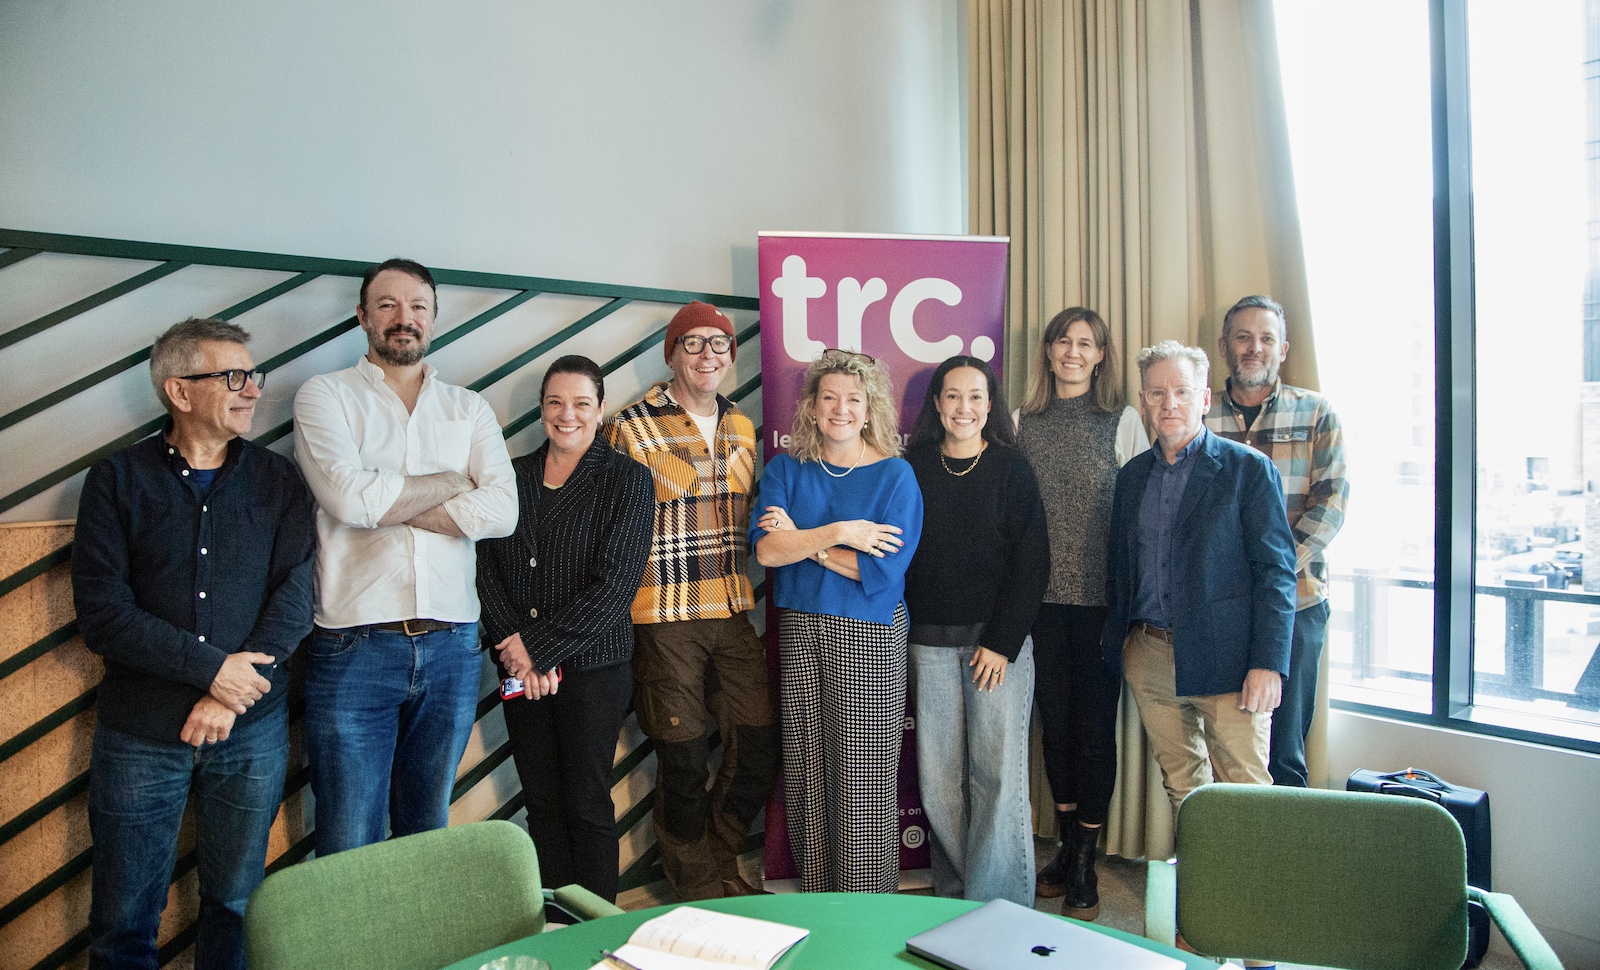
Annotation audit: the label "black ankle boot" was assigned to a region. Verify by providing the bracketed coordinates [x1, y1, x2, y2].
[1035, 809, 1077, 898]
[1060, 822, 1101, 920]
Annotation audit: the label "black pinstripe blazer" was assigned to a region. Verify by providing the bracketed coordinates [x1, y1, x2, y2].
[476, 437, 654, 672]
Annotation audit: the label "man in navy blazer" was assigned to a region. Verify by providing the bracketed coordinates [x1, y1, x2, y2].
[1102, 340, 1297, 820]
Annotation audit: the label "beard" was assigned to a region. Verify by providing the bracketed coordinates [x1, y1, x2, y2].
[369, 325, 428, 366]
[1228, 353, 1278, 389]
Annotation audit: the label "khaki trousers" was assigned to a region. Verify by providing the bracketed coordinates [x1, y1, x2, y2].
[1121, 625, 1272, 822]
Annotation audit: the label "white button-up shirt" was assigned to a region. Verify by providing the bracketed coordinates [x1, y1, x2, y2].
[293, 355, 517, 628]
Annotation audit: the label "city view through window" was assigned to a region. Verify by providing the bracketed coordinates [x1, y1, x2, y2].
[1275, 0, 1600, 742]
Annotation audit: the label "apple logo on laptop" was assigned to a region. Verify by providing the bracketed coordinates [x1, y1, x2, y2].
[1031, 945, 1057, 957]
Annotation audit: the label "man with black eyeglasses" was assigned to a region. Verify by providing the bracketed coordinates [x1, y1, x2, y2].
[605, 301, 779, 900]
[1101, 341, 1296, 831]
[72, 317, 315, 970]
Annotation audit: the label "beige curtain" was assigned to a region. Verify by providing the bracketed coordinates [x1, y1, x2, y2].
[972, 0, 1325, 861]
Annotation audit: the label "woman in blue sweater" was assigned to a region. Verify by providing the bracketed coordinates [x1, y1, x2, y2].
[750, 349, 923, 893]
[903, 355, 1049, 906]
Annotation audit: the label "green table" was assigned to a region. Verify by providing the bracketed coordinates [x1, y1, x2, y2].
[441, 893, 1213, 970]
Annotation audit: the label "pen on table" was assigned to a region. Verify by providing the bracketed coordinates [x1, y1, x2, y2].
[600, 949, 645, 970]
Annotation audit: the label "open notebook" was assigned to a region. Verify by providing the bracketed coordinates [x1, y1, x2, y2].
[587, 906, 809, 970]
[906, 899, 1185, 970]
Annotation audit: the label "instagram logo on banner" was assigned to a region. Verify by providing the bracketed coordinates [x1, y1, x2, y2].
[768, 254, 997, 364]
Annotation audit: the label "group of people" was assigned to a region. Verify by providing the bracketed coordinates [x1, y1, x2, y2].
[748, 296, 1345, 925]
[71, 263, 776, 970]
[69, 251, 1346, 970]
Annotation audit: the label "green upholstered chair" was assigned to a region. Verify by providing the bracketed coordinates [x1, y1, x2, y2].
[1144, 784, 1563, 970]
[244, 820, 623, 970]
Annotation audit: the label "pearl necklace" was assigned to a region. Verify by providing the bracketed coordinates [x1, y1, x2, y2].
[940, 441, 986, 477]
[820, 439, 868, 478]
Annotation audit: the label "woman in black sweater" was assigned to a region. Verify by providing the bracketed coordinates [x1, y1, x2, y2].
[903, 355, 1049, 906]
[476, 355, 654, 902]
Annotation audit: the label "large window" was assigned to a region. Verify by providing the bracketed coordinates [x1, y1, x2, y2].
[1277, 0, 1600, 750]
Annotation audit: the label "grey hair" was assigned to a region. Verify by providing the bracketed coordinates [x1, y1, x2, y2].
[150, 317, 251, 412]
[1221, 295, 1286, 339]
[1136, 340, 1210, 385]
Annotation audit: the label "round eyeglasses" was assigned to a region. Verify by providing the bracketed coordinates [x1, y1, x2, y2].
[676, 334, 733, 354]
[1140, 386, 1201, 406]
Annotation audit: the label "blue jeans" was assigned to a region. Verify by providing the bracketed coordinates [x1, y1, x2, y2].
[909, 638, 1035, 906]
[304, 622, 482, 856]
[87, 703, 288, 970]
[1269, 600, 1331, 788]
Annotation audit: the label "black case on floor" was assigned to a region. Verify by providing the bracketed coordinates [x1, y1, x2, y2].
[1347, 767, 1491, 967]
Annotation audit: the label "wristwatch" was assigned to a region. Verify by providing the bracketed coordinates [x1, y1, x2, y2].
[816, 548, 830, 564]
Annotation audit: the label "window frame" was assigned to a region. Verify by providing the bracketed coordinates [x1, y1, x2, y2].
[1325, 0, 1600, 756]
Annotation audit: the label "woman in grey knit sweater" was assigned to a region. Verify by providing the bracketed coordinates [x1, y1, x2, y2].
[1014, 307, 1147, 920]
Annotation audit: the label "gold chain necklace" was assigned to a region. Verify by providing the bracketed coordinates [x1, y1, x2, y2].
[940, 441, 986, 477]
[820, 439, 868, 478]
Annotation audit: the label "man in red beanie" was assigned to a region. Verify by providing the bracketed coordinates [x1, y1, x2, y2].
[606, 302, 778, 899]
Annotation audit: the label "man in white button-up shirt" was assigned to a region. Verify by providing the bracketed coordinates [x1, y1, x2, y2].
[293, 258, 517, 856]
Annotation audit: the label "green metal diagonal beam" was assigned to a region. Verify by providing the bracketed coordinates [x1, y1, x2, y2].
[0, 262, 189, 353]
[0, 271, 320, 435]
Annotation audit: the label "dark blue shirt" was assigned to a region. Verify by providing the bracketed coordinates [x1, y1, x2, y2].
[71, 427, 316, 742]
[189, 466, 219, 493]
[1131, 427, 1208, 628]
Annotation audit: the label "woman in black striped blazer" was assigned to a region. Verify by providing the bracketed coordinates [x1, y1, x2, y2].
[476, 355, 654, 902]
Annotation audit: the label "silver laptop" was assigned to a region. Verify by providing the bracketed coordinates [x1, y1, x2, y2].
[906, 899, 1186, 970]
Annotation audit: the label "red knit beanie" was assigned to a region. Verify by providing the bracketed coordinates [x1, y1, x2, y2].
[664, 301, 736, 362]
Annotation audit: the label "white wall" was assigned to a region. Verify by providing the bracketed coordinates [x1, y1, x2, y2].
[1326, 711, 1600, 967]
[0, 0, 966, 522]
[0, 0, 965, 296]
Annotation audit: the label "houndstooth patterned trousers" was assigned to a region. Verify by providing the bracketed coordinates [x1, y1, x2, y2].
[778, 605, 908, 893]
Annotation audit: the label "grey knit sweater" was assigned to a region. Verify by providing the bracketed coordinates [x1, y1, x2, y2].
[1017, 395, 1127, 606]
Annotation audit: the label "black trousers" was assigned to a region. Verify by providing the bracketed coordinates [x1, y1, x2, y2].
[502, 660, 633, 902]
[1031, 603, 1120, 825]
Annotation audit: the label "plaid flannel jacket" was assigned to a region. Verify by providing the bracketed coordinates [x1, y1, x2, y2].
[604, 383, 757, 624]
[1205, 379, 1349, 609]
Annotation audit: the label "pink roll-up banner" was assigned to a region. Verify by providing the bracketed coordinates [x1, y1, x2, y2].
[756, 231, 1010, 884]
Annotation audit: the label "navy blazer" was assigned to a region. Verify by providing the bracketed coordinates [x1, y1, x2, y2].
[476, 437, 654, 673]
[1100, 428, 1297, 697]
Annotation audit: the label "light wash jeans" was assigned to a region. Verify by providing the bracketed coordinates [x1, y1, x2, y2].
[909, 638, 1035, 905]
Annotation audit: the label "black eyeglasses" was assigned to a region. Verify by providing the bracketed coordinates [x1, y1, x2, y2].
[180, 369, 266, 391]
[676, 334, 734, 354]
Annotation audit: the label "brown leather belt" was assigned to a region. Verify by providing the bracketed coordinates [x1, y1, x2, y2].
[371, 618, 454, 636]
[1136, 622, 1175, 642]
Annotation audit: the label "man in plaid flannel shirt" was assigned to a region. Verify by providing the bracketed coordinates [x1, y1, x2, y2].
[605, 301, 778, 899]
[1205, 295, 1349, 788]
